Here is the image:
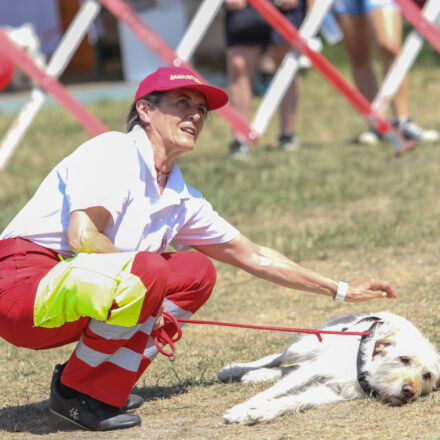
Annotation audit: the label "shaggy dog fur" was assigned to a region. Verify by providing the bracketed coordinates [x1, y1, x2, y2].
[218, 312, 440, 424]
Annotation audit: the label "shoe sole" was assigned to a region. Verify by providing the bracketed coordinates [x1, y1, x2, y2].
[50, 407, 141, 431]
[50, 407, 88, 430]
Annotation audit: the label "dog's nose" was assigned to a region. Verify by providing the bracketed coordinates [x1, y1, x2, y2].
[402, 383, 416, 398]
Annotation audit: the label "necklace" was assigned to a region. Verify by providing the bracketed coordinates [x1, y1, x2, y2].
[155, 166, 170, 185]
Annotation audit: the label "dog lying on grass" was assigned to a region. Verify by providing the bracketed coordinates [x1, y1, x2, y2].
[218, 312, 440, 425]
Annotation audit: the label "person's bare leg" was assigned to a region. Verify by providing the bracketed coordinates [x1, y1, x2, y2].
[367, 7, 408, 119]
[270, 43, 301, 150]
[336, 14, 384, 144]
[336, 14, 377, 101]
[226, 45, 261, 140]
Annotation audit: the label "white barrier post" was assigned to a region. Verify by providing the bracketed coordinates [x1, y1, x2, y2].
[251, 0, 335, 137]
[372, 0, 440, 114]
[0, 0, 103, 171]
[175, 0, 224, 62]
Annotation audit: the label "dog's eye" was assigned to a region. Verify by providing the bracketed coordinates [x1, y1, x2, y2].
[399, 356, 411, 365]
[423, 372, 432, 380]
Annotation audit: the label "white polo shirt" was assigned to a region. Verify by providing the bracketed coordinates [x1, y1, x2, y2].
[0, 125, 239, 255]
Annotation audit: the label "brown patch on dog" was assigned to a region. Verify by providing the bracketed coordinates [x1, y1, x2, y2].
[372, 336, 394, 359]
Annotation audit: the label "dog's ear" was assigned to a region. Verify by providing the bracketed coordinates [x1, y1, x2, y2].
[373, 337, 393, 358]
[435, 356, 440, 391]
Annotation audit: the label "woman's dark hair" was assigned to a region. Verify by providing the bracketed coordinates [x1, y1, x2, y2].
[126, 91, 166, 132]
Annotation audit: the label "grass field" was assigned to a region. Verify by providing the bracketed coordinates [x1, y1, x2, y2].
[1, 45, 440, 439]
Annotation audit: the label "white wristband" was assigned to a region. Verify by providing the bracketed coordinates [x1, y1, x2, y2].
[334, 280, 349, 302]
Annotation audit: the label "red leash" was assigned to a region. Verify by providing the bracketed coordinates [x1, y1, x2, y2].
[153, 313, 371, 358]
[177, 318, 371, 342]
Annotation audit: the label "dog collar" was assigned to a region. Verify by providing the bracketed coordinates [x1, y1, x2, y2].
[355, 317, 384, 398]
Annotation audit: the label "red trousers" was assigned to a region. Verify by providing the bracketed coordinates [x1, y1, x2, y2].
[0, 238, 216, 406]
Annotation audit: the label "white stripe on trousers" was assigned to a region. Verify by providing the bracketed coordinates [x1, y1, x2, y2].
[74, 316, 157, 371]
[75, 336, 143, 372]
[88, 315, 156, 340]
[75, 299, 192, 370]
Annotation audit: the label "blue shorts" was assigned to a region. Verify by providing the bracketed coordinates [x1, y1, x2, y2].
[333, 0, 396, 16]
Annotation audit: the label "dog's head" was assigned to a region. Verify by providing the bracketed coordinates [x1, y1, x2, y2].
[363, 327, 440, 406]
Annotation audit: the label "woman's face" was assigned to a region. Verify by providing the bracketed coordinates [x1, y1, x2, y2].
[139, 88, 208, 154]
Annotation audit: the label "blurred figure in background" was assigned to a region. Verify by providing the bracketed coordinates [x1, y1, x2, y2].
[332, 0, 439, 144]
[224, 0, 306, 160]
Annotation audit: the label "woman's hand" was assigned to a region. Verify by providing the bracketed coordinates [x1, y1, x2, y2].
[344, 278, 397, 303]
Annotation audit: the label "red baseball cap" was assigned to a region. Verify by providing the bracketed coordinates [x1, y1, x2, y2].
[134, 67, 228, 111]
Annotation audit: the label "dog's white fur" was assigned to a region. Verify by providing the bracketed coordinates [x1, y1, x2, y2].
[218, 312, 440, 425]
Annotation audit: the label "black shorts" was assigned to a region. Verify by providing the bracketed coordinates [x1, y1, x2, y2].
[225, 1, 306, 47]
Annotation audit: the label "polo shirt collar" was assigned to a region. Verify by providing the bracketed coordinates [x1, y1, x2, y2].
[129, 125, 191, 204]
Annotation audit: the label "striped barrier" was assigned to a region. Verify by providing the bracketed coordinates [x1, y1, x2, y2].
[394, 0, 440, 54]
[0, 29, 108, 172]
[0, 0, 105, 172]
[248, 0, 418, 154]
[373, 0, 440, 114]
[251, 0, 335, 137]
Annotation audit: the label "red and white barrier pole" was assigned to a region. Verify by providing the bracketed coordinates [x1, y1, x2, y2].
[251, 0, 335, 136]
[394, 0, 440, 54]
[0, 0, 104, 172]
[0, 33, 108, 132]
[175, 0, 224, 62]
[99, 0, 258, 143]
[0, 32, 107, 137]
[248, 0, 417, 153]
[373, 0, 440, 114]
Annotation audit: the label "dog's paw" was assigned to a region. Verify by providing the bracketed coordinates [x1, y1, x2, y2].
[246, 399, 284, 423]
[217, 363, 247, 383]
[223, 403, 255, 424]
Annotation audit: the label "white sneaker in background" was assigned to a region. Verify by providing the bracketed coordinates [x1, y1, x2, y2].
[357, 128, 382, 145]
[394, 117, 440, 143]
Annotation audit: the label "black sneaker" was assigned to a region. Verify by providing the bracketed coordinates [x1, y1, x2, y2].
[49, 364, 141, 431]
[229, 139, 250, 160]
[393, 117, 439, 142]
[278, 132, 299, 152]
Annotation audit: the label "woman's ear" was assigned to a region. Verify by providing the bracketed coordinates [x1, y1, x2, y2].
[136, 99, 151, 124]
